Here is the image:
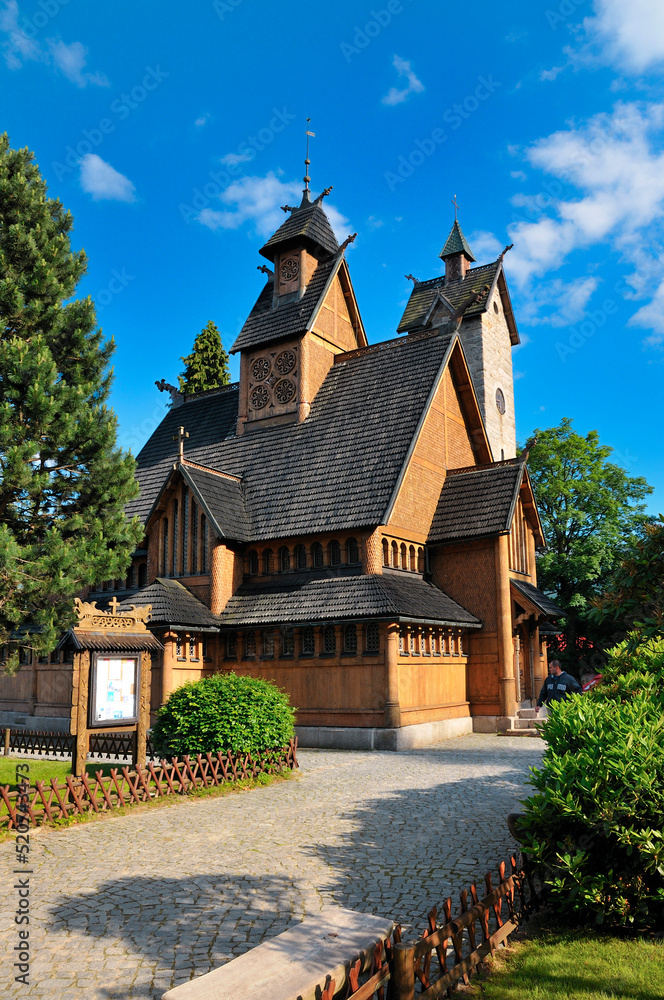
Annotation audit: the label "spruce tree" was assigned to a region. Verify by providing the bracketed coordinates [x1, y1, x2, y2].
[178, 320, 230, 394]
[0, 134, 143, 668]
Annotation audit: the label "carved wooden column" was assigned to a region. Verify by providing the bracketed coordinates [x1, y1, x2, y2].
[384, 624, 401, 729]
[495, 535, 517, 720]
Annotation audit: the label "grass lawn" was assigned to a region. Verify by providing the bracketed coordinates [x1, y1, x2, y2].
[469, 927, 664, 999]
[0, 755, 119, 786]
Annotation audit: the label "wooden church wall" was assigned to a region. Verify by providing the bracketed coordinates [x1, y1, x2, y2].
[310, 273, 357, 353]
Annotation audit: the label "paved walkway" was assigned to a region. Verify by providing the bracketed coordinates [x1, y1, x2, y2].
[0, 734, 542, 999]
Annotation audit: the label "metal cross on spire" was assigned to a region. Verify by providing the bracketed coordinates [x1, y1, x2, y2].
[172, 425, 189, 462]
[452, 194, 460, 221]
[304, 118, 315, 191]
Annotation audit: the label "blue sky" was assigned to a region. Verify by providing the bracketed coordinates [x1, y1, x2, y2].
[2, 0, 663, 513]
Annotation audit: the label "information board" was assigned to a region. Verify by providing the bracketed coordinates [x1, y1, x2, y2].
[92, 656, 138, 725]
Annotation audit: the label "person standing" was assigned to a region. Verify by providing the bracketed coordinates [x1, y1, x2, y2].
[536, 660, 582, 714]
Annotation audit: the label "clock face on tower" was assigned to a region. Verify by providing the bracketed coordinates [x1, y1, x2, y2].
[280, 257, 299, 283]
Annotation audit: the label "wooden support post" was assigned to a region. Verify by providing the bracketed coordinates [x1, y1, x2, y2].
[384, 624, 401, 729]
[73, 651, 90, 777]
[496, 535, 517, 720]
[389, 942, 415, 1000]
[3, 728, 10, 756]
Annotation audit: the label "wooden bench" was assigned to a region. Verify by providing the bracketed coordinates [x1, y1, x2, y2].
[162, 907, 394, 1000]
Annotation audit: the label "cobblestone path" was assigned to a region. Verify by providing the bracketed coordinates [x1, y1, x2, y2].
[0, 734, 542, 999]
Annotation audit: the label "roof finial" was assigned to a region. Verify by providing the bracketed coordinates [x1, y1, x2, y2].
[304, 118, 315, 193]
[452, 193, 460, 221]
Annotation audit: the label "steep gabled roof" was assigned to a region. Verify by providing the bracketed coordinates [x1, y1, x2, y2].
[219, 572, 481, 627]
[117, 578, 221, 629]
[511, 579, 564, 619]
[128, 331, 461, 541]
[231, 254, 339, 354]
[259, 194, 339, 260]
[142, 462, 251, 542]
[396, 261, 519, 345]
[429, 461, 525, 544]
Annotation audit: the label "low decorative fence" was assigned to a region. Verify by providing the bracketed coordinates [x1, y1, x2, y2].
[318, 855, 537, 1000]
[0, 739, 298, 831]
[3, 727, 155, 759]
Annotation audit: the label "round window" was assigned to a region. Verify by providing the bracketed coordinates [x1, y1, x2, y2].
[495, 387, 506, 415]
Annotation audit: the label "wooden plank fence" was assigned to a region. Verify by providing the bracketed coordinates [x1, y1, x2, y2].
[0, 738, 298, 830]
[316, 855, 538, 1000]
[3, 727, 156, 759]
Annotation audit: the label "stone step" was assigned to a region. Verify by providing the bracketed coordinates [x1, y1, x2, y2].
[517, 708, 538, 720]
[514, 718, 539, 730]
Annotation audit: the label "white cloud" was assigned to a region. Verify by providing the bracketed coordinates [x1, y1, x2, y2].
[0, 4, 106, 85]
[518, 276, 600, 327]
[79, 154, 136, 202]
[511, 170, 527, 181]
[196, 172, 351, 242]
[540, 64, 567, 82]
[382, 55, 424, 106]
[468, 229, 503, 261]
[195, 112, 211, 127]
[584, 0, 664, 73]
[220, 149, 254, 167]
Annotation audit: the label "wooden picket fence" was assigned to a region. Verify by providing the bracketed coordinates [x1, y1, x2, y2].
[316, 855, 537, 1000]
[3, 727, 155, 759]
[0, 739, 298, 830]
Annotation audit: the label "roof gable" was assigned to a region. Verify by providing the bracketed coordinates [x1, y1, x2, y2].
[118, 578, 221, 629]
[259, 196, 339, 261]
[428, 461, 525, 544]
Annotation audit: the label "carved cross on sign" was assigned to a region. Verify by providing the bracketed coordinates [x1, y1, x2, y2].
[108, 596, 120, 615]
[173, 426, 189, 461]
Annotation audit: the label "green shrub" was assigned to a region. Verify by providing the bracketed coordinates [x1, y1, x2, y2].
[151, 672, 295, 759]
[518, 637, 664, 929]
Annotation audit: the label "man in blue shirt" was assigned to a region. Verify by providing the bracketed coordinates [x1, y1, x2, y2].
[536, 660, 582, 714]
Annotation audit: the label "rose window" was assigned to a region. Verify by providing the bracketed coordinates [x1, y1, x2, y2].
[251, 357, 270, 382]
[280, 257, 299, 282]
[275, 350, 296, 375]
[250, 385, 269, 409]
[274, 378, 296, 404]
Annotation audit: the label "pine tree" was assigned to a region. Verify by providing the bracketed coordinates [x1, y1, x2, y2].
[178, 321, 230, 394]
[0, 134, 143, 668]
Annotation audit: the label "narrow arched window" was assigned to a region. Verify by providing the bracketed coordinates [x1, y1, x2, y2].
[162, 518, 169, 575]
[262, 629, 275, 658]
[329, 539, 341, 566]
[126, 565, 135, 590]
[399, 626, 407, 653]
[400, 543, 407, 570]
[391, 541, 398, 568]
[323, 624, 336, 653]
[382, 538, 389, 566]
[347, 537, 359, 564]
[172, 499, 179, 576]
[245, 630, 256, 657]
[191, 498, 198, 574]
[365, 622, 379, 653]
[417, 547, 424, 573]
[343, 623, 357, 654]
[409, 545, 416, 572]
[263, 548, 273, 574]
[301, 626, 315, 656]
[248, 550, 259, 575]
[279, 546, 290, 572]
[138, 563, 147, 588]
[295, 544, 307, 569]
[182, 485, 189, 575]
[281, 626, 294, 657]
[201, 514, 208, 573]
[312, 542, 323, 568]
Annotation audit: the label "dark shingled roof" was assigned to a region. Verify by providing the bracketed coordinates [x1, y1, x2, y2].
[218, 572, 481, 627]
[397, 262, 499, 334]
[183, 464, 251, 542]
[230, 255, 339, 354]
[117, 579, 221, 629]
[439, 219, 475, 261]
[428, 462, 524, 544]
[128, 332, 455, 542]
[58, 631, 163, 652]
[259, 196, 339, 261]
[511, 579, 564, 619]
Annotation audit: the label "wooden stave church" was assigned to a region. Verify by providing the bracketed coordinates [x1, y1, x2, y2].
[0, 184, 562, 748]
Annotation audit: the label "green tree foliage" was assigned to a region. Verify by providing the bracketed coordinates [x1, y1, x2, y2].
[0, 134, 143, 667]
[178, 320, 230, 395]
[517, 636, 664, 929]
[151, 672, 295, 758]
[591, 516, 664, 647]
[526, 418, 652, 665]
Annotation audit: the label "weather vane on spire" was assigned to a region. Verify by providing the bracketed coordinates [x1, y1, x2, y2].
[452, 194, 460, 221]
[304, 118, 315, 192]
